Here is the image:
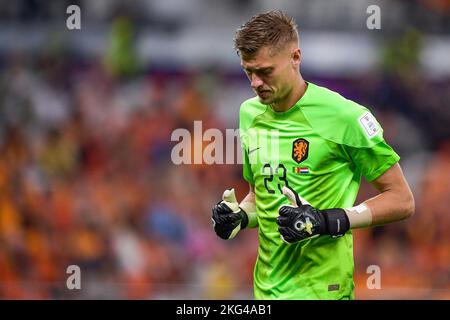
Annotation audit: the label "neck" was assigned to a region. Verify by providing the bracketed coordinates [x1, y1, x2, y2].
[270, 76, 307, 113]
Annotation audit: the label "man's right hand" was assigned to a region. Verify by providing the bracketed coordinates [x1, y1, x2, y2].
[212, 189, 249, 239]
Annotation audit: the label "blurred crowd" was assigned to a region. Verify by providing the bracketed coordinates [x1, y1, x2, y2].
[0, 48, 448, 299]
[0, 50, 260, 299]
[0, 14, 450, 298]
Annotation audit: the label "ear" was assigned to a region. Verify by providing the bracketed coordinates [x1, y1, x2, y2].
[291, 48, 301, 68]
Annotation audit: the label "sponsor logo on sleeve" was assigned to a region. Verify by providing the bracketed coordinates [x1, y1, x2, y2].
[359, 112, 379, 138]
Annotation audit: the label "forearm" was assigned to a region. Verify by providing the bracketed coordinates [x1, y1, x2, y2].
[277, 165, 415, 242]
[346, 186, 415, 229]
[240, 192, 259, 228]
[366, 187, 414, 225]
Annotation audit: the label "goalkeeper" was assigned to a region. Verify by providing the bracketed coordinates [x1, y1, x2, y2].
[211, 11, 415, 299]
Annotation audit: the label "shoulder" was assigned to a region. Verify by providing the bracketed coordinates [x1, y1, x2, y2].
[302, 83, 384, 147]
[305, 83, 368, 120]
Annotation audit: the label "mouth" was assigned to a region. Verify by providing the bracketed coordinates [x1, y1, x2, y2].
[257, 90, 271, 97]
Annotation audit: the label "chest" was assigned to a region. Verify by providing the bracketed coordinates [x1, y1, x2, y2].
[246, 122, 343, 177]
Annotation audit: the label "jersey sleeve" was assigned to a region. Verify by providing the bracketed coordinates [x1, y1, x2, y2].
[341, 110, 400, 182]
[241, 141, 255, 184]
[239, 102, 255, 185]
[343, 141, 400, 182]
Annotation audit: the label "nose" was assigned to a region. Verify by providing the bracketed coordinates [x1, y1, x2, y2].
[250, 74, 264, 90]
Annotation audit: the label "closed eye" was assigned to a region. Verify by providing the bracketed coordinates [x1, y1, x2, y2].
[242, 67, 273, 77]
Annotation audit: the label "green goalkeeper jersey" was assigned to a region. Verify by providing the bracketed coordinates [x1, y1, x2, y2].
[239, 82, 400, 300]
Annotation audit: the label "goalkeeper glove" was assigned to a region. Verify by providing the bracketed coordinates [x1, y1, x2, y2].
[212, 188, 249, 240]
[277, 186, 350, 244]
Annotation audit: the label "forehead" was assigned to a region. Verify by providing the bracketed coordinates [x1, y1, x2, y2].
[240, 45, 288, 70]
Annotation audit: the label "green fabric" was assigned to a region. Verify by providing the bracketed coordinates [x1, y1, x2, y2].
[239, 82, 400, 299]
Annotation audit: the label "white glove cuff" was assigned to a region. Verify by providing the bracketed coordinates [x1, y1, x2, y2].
[240, 201, 258, 228]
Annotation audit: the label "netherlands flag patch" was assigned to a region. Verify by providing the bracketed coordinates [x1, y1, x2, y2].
[294, 167, 309, 174]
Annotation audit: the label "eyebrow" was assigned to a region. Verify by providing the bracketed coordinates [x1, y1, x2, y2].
[241, 66, 273, 73]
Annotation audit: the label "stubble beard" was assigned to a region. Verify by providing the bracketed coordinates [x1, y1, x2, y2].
[257, 91, 276, 105]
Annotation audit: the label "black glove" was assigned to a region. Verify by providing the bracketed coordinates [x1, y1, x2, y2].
[212, 189, 249, 240]
[277, 186, 350, 244]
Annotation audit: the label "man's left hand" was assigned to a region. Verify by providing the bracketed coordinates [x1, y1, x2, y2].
[277, 186, 350, 244]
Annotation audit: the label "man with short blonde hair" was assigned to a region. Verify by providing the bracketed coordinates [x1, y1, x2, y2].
[212, 10, 414, 300]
